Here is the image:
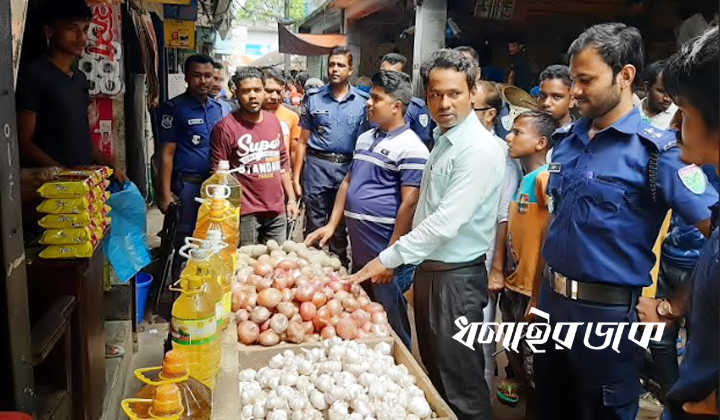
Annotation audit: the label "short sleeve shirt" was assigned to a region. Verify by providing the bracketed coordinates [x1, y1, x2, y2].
[505, 166, 550, 296]
[542, 108, 718, 287]
[16, 56, 94, 167]
[274, 105, 301, 157]
[299, 85, 369, 154]
[210, 111, 289, 216]
[156, 92, 225, 176]
[344, 125, 429, 267]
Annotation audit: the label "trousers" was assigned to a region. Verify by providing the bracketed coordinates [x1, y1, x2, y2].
[240, 213, 287, 246]
[362, 264, 415, 349]
[414, 257, 492, 420]
[302, 155, 350, 266]
[534, 273, 645, 420]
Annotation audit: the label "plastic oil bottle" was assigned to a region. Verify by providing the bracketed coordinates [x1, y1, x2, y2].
[193, 186, 239, 257]
[184, 235, 232, 331]
[201, 160, 242, 210]
[121, 383, 184, 419]
[169, 260, 219, 390]
[132, 350, 212, 420]
[178, 246, 223, 377]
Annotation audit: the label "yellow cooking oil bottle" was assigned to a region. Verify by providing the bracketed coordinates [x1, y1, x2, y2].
[169, 253, 220, 390]
[184, 234, 232, 330]
[131, 350, 212, 420]
[121, 383, 184, 419]
[193, 184, 240, 271]
[177, 246, 223, 378]
[200, 160, 242, 210]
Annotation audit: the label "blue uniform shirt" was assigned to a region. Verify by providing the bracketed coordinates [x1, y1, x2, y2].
[157, 92, 225, 176]
[405, 97, 434, 146]
[542, 108, 718, 287]
[299, 85, 369, 154]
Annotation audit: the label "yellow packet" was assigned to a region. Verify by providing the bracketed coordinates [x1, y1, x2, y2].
[38, 213, 93, 229]
[40, 227, 96, 245]
[39, 243, 95, 259]
[36, 196, 93, 214]
[37, 177, 93, 198]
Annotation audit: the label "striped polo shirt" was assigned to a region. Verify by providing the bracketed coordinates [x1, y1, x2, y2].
[345, 124, 429, 268]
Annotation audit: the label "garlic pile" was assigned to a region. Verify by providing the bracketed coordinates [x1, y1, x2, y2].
[238, 338, 435, 420]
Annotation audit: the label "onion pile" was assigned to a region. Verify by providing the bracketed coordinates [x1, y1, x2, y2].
[234, 240, 392, 346]
[238, 338, 435, 420]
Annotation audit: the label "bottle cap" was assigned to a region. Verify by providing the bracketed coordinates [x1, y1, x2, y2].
[160, 350, 189, 379]
[151, 384, 182, 417]
[185, 274, 204, 289]
[218, 160, 230, 171]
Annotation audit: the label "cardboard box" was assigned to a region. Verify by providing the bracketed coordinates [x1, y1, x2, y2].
[236, 332, 457, 420]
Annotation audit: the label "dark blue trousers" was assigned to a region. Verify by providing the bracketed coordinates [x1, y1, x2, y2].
[170, 176, 203, 283]
[302, 155, 350, 266]
[534, 278, 645, 420]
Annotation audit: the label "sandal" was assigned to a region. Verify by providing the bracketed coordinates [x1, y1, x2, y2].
[106, 344, 125, 359]
[497, 378, 522, 407]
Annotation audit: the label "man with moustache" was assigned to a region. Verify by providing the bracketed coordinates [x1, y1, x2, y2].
[532, 23, 718, 420]
[349, 49, 505, 420]
[639, 60, 677, 130]
[262, 68, 301, 165]
[293, 46, 369, 267]
[210, 67, 299, 245]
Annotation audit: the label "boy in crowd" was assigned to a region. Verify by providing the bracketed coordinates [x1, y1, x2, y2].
[262, 68, 301, 165]
[637, 27, 719, 420]
[496, 111, 557, 418]
[537, 65, 574, 129]
[210, 67, 299, 245]
[305, 71, 429, 349]
[639, 60, 677, 130]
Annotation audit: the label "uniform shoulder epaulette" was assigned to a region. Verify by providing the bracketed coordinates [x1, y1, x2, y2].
[637, 122, 676, 153]
[354, 87, 370, 99]
[551, 121, 573, 142]
[410, 97, 426, 107]
[305, 86, 324, 96]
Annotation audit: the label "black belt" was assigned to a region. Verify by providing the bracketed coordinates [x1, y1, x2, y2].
[307, 148, 353, 164]
[419, 255, 486, 272]
[176, 172, 207, 184]
[548, 270, 639, 306]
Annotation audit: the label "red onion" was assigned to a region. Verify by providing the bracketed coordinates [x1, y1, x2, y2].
[371, 311, 388, 325]
[326, 299, 342, 316]
[295, 284, 315, 302]
[300, 302, 317, 321]
[311, 291, 327, 307]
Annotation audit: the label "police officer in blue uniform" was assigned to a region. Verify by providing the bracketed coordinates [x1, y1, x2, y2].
[379, 53, 434, 146]
[293, 46, 369, 266]
[532, 24, 718, 420]
[157, 54, 225, 281]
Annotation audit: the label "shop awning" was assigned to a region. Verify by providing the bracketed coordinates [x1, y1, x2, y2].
[278, 23, 346, 56]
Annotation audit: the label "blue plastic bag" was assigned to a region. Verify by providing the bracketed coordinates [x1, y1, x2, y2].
[104, 181, 152, 283]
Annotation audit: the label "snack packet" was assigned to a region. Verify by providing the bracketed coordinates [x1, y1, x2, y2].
[76, 165, 113, 179]
[40, 227, 97, 245]
[37, 175, 93, 198]
[38, 213, 94, 229]
[36, 196, 94, 214]
[39, 242, 95, 259]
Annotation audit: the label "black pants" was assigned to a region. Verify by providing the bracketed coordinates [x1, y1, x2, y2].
[414, 257, 492, 420]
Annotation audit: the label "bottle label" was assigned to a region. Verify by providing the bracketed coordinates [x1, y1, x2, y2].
[171, 315, 217, 346]
[222, 292, 232, 317]
[216, 302, 223, 325]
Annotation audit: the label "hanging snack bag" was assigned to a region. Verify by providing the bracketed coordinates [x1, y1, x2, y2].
[38, 213, 94, 229]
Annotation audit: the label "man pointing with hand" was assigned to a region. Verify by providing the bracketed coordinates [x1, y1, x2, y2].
[348, 49, 504, 420]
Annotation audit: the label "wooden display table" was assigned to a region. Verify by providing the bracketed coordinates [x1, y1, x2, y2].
[26, 236, 108, 420]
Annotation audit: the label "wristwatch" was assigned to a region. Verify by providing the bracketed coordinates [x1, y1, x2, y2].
[656, 299, 677, 320]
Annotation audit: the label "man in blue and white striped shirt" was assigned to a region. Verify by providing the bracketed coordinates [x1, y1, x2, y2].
[305, 71, 429, 348]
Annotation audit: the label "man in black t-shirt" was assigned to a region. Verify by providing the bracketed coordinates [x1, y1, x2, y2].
[16, 1, 127, 182]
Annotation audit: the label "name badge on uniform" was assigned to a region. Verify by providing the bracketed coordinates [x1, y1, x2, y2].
[188, 118, 204, 125]
[313, 110, 330, 115]
[678, 164, 706, 195]
[548, 163, 562, 173]
[191, 134, 201, 146]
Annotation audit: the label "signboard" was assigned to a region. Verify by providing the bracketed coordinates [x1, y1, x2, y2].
[164, 20, 195, 49]
[474, 0, 515, 20]
[11, 0, 29, 85]
[168, 73, 186, 99]
[144, 0, 191, 4]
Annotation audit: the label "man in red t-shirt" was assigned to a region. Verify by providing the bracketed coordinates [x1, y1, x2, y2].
[210, 67, 300, 245]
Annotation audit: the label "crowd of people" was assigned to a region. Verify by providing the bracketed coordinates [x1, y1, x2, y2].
[155, 20, 719, 420]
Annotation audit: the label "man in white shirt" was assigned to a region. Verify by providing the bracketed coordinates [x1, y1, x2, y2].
[676, 2, 718, 49]
[639, 60, 678, 130]
[349, 49, 504, 420]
